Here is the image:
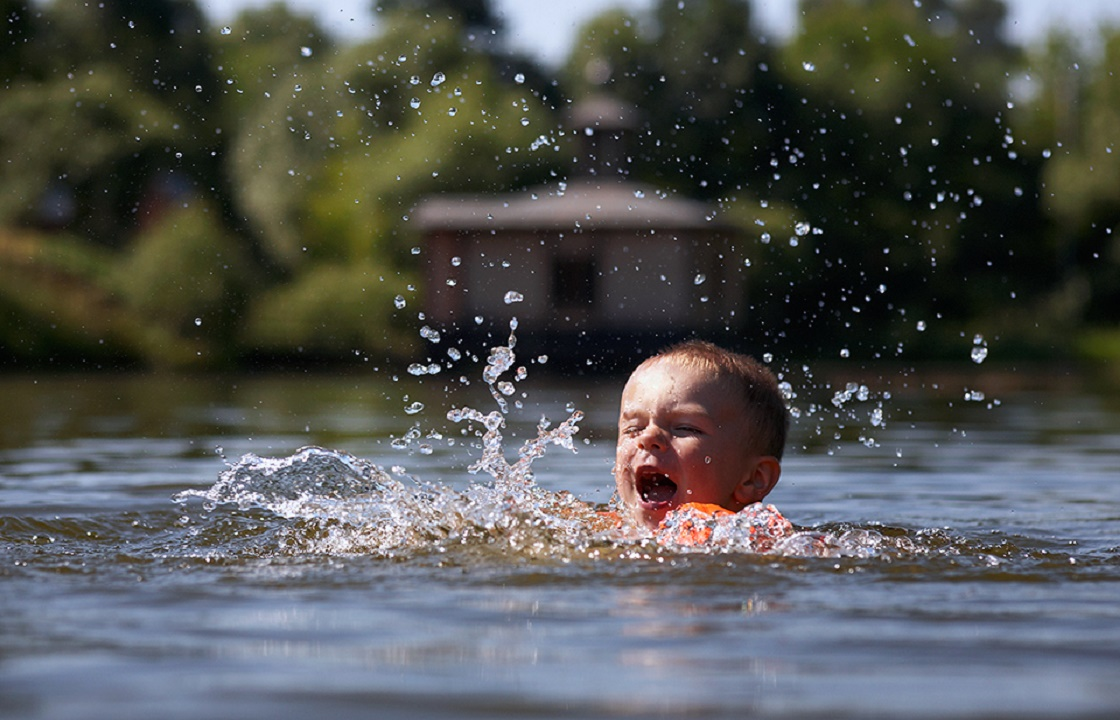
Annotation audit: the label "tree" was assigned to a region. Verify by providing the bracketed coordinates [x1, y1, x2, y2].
[0, 0, 37, 87]
[561, 0, 782, 199]
[1036, 28, 1120, 326]
[229, 7, 558, 359]
[372, 0, 504, 34]
[0, 0, 227, 246]
[757, 0, 1044, 357]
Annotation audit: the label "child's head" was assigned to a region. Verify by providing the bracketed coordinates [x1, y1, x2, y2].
[613, 340, 789, 529]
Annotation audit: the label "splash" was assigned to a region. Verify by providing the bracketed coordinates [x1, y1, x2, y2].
[173, 443, 604, 558]
[173, 316, 912, 561]
[174, 316, 604, 558]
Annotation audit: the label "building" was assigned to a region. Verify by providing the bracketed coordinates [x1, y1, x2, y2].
[413, 95, 745, 367]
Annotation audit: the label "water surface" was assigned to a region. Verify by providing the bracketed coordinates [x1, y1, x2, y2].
[2, 362, 1119, 719]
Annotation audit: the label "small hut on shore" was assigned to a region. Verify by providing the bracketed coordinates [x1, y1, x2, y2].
[413, 95, 744, 366]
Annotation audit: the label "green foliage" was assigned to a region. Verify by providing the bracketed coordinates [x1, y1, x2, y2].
[113, 203, 253, 352]
[209, 4, 331, 118]
[241, 261, 416, 360]
[0, 66, 181, 226]
[0, 0, 227, 247]
[0, 228, 206, 366]
[0, 230, 117, 363]
[372, 0, 503, 32]
[561, 0, 775, 198]
[5, 0, 1120, 366]
[230, 10, 558, 269]
[752, 0, 1046, 354]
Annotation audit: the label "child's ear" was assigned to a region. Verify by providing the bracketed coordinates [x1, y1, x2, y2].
[733, 456, 781, 507]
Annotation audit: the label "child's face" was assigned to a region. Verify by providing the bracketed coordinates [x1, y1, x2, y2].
[614, 358, 777, 529]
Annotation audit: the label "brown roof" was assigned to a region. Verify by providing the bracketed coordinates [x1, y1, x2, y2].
[413, 179, 725, 233]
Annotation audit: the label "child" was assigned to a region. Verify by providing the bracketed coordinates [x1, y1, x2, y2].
[613, 340, 791, 547]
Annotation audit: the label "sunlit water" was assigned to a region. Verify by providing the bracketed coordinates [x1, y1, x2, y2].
[3, 342, 1120, 718]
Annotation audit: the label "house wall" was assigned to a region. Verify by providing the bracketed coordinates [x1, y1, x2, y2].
[599, 232, 695, 329]
[425, 227, 742, 336]
[462, 232, 551, 322]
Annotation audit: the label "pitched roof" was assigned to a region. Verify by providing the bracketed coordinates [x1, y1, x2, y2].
[413, 179, 725, 233]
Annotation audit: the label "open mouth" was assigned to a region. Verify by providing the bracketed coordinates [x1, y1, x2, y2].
[636, 470, 677, 508]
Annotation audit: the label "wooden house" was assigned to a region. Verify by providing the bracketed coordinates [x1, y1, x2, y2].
[413, 96, 744, 365]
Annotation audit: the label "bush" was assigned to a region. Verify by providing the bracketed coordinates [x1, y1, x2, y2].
[113, 203, 253, 354]
[241, 262, 416, 362]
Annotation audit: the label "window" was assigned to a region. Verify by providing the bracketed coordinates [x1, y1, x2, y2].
[552, 257, 596, 309]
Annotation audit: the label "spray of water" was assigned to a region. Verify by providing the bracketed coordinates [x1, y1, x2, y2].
[174, 314, 914, 561]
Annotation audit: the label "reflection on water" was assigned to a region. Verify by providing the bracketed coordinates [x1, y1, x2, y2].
[3, 363, 1120, 719]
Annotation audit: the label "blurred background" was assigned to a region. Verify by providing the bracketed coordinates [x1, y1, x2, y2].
[3, 0, 1120, 373]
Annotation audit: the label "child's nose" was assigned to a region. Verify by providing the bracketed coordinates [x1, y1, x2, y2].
[637, 425, 667, 451]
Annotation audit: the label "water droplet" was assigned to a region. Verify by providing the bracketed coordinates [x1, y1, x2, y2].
[794, 221, 811, 236]
[194, 318, 202, 327]
[520, 117, 530, 126]
[394, 295, 406, 309]
[450, 256, 462, 267]
[194, 84, 202, 93]
[971, 346, 988, 364]
[870, 407, 883, 427]
[802, 61, 816, 72]
[405, 401, 425, 415]
[410, 97, 421, 109]
[220, 26, 231, 35]
[840, 348, 850, 358]
[447, 107, 457, 117]
[514, 72, 525, 84]
[693, 273, 706, 285]
[448, 348, 462, 361]
[916, 320, 926, 331]
[431, 72, 446, 86]
[411, 246, 421, 255]
[300, 46, 312, 58]
[504, 291, 524, 304]
[420, 325, 441, 343]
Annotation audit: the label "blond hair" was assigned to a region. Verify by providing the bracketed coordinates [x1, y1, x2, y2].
[641, 340, 789, 459]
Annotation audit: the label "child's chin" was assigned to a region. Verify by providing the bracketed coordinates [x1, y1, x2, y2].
[637, 503, 672, 530]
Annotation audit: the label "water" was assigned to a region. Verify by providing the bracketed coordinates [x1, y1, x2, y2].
[3, 357, 1120, 719]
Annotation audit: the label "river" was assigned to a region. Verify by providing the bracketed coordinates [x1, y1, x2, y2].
[2, 357, 1119, 719]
